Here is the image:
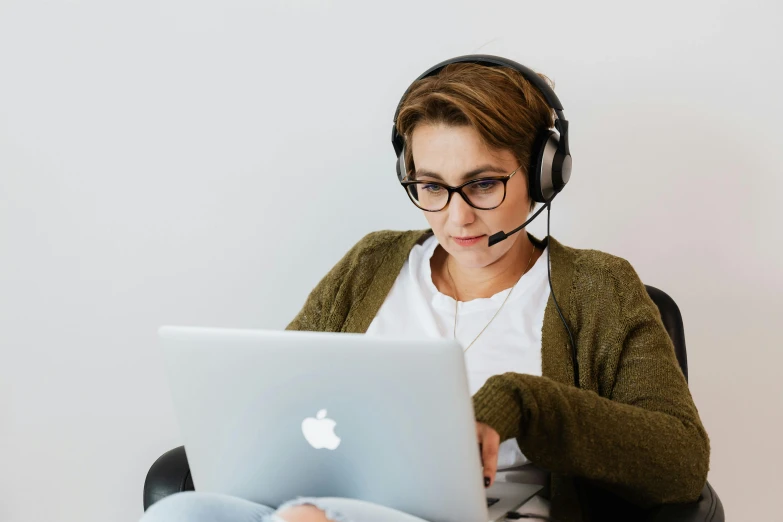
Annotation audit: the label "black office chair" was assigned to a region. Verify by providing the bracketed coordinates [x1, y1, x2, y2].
[143, 285, 724, 521]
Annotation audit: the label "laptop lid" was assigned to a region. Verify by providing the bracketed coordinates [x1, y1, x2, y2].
[159, 326, 495, 522]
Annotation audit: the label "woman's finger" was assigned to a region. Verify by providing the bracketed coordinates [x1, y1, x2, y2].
[480, 431, 499, 487]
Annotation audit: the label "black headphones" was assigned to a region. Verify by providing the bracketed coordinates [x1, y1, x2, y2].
[391, 54, 572, 204]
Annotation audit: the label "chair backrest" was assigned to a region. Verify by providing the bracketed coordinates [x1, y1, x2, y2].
[644, 285, 688, 382]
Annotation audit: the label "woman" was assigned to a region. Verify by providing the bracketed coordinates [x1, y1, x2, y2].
[141, 58, 709, 522]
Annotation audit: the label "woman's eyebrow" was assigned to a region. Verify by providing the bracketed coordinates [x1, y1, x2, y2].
[413, 164, 508, 181]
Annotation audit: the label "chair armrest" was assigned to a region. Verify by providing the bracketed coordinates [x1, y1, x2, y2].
[644, 482, 724, 522]
[143, 446, 195, 511]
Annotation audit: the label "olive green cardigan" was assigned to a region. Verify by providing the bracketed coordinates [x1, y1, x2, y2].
[285, 229, 710, 521]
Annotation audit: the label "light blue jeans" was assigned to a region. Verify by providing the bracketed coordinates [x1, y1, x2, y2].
[140, 491, 430, 522]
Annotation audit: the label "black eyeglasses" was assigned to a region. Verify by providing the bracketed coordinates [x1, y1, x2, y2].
[400, 165, 522, 212]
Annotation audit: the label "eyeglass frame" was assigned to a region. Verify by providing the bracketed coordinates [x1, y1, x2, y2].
[399, 164, 522, 212]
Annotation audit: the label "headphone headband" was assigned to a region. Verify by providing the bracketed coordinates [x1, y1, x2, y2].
[392, 54, 565, 125]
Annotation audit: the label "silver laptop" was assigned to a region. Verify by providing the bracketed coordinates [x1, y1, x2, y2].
[159, 326, 541, 522]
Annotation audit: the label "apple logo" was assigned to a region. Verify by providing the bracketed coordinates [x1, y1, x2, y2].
[301, 409, 341, 450]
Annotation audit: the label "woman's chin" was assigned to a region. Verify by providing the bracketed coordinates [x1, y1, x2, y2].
[450, 251, 494, 269]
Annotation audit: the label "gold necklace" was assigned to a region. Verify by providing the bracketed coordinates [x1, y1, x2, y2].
[446, 244, 537, 354]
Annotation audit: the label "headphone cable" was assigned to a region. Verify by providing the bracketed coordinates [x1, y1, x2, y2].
[545, 200, 580, 388]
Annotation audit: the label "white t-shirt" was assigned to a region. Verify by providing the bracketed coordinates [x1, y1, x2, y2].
[365, 233, 551, 469]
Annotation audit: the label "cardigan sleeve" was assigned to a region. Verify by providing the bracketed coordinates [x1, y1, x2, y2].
[284, 231, 393, 332]
[284, 237, 364, 332]
[471, 256, 710, 507]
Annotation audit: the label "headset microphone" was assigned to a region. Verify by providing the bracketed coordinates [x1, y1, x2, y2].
[487, 202, 549, 247]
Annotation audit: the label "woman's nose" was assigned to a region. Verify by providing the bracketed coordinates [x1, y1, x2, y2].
[447, 191, 476, 226]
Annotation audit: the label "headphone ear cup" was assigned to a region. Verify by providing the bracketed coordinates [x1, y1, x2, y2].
[392, 126, 407, 183]
[529, 129, 565, 203]
[396, 142, 407, 182]
[528, 130, 551, 203]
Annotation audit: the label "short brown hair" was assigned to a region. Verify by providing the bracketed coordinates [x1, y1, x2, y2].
[395, 62, 556, 212]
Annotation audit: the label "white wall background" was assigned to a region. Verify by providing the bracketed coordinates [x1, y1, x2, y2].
[1, 0, 781, 520]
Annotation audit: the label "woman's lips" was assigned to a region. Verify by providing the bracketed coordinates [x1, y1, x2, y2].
[453, 235, 485, 246]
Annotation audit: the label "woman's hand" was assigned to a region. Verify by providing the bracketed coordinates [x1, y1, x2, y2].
[476, 421, 501, 487]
